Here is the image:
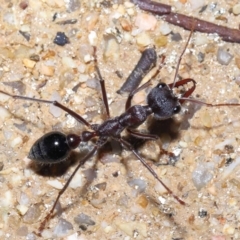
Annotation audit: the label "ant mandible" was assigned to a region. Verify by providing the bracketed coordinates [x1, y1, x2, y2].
[1, 28, 240, 235]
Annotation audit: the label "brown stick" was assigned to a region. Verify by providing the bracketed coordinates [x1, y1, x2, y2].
[164, 13, 240, 43]
[131, 0, 171, 15]
[132, 0, 240, 44]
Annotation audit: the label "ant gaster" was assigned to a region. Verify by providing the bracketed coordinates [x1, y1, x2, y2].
[1, 29, 240, 235]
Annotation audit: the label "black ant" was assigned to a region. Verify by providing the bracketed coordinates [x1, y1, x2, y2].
[1, 28, 240, 235]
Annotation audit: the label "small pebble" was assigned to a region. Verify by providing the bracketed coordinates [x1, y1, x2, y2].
[159, 23, 171, 35]
[136, 195, 148, 208]
[195, 35, 208, 46]
[201, 110, 212, 128]
[235, 57, 240, 69]
[62, 57, 77, 68]
[88, 31, 97, 46]
[189, 0, 205, 10]
[74, 213, 95, 226]
[23, 58, 36, 68]
[40, 64, 55, 76]
[154, 35, 168, 47]
[16, 204, 29, 215]
[50, 91, 62, 118]
[19, 1, 28, 9]
[53, 218, 73, 237]
[222, 224, 235, 235]
[120, 18, 132, 32]
[0, 106, 11, 121]
[23, 204, 41, 223]
[192, 163, 213, 190]
[135, 13, 157, 31]
[26, 233, 36, 240]
[10, 136, 23, 148]
[136, 32, 152, 47]
[232, 3, 240, 15]
[47, 179, 63, 189]
[53, 32, 69, 46]
[103, 35, 119, 60]
[217, 47, 233, 65]
[104, 225, 114, 233]
[69, 172, 83, 189]
[16, 226, 28, 236]
[171, 32, 182, 42]
[197, 52, 205, 62]
[115, 221, 147, 237]
[127, 179, 147, 194]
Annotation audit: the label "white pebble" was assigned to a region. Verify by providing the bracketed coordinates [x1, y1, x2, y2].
[136, 32, 152, 47]
[10, 136, 23, 148]
[50, 91, 62, 118]
[189, 0, 205, 10]
[195, 35, 208, 46]
[88, 31, 97, 46]
[0, 92, 10, 102]
[0, 106, 11, 121]
[223, 224, 235, 235]
[159, 23, 171, 35]
[62, 57, 77, 68]
[69, 172, 83, 189]
[233, 3, 240, 15]
[47, 179, 63, 189]
[135, 13, 157, 31]
[16, 204, 29, 216]
[179, 141, 188, 148]
[192, 163, 213, 190]
[0, 191, 12, 207]
[154, 181, 169, 194]
[217, 47, 233, 65]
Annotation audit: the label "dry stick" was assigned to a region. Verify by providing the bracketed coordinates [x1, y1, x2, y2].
[132, 0, 240, 44]
[164, 13, 240, 44]
[131, 0, 171, 15]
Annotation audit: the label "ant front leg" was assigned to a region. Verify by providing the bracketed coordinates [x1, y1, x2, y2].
[93, 47, 110, 119]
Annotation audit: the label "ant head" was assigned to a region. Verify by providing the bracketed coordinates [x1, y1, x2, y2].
[147, 83, 181, 120]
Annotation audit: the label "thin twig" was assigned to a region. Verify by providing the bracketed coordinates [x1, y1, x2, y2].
[132, 0, 240, 44]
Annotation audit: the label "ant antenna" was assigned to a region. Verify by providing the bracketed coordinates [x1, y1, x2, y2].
[172, 19, 196, 88]
[180, 97, 240, 108]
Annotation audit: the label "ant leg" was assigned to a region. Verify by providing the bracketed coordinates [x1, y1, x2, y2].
[0, 90, 91, 128]
[93, 48, 110, 118]
[125, 56, 166, 140]
[38, 145, 98, 234]
[127, 129, 158, 140]
[125, 80, 152, 110]
[119, 138, 185, 205]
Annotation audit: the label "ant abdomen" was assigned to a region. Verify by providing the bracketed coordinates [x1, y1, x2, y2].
[28, 131, 81, 163]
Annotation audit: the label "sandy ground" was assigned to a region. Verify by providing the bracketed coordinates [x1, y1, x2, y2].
[0, 0, 240, 239]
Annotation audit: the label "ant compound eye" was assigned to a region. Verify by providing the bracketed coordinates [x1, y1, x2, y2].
[157, 83, 166, 88]
[173, 105, 181, 114]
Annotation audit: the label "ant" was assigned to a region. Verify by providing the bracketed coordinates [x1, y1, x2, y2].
[1, 28, 240, 235]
